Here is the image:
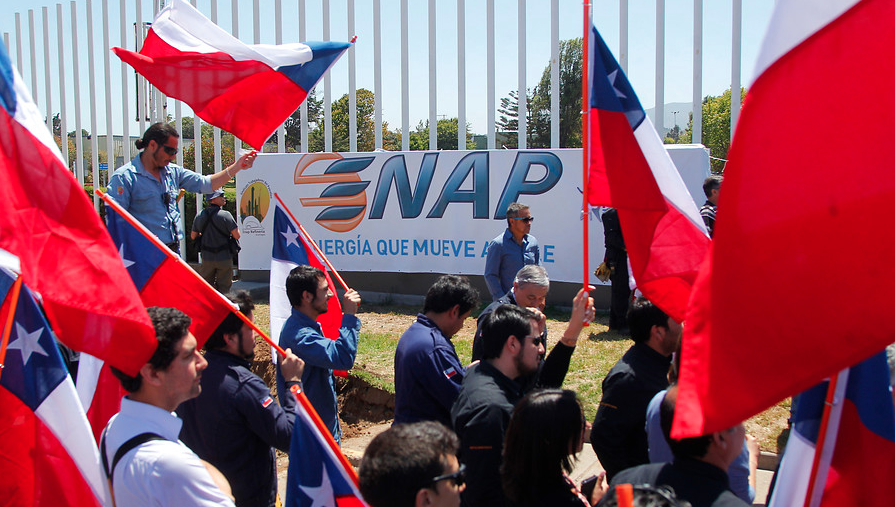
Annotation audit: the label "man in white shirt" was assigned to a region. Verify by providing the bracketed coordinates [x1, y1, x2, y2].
[103, 307, 235, 506]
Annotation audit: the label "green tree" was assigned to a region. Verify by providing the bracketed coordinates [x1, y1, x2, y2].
[309, 88, 399, 152]
[682, 87, 747, 173]
[182, 134, 235, 175]
[408, 118, 472, 151]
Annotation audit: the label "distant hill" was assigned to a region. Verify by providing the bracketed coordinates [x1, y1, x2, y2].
[645, 102, 693, 134]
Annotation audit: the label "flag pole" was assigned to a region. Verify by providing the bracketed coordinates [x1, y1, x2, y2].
[274, 193, 350, 292]
[0, 276, 24, 382]
[97, 189, 359, 482]
[802, 373, 842, 507]
[581, 0, 591, 291]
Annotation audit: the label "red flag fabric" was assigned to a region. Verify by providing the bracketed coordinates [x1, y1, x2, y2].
[586, 24, 710, 322]
[112, 0, 351, 150]
[674, 0, 895, 437]
[0, 37, 155, 376]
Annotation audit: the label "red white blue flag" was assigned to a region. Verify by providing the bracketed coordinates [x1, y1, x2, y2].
[585, 24, 709, 323]
[0, 36, 155, 376]
[674, 0, 895, 438]
[113, 0, 352, 150]
[76, 196, 234, 440]
[0, 266, 109, 506]
[270, 200, 343, 348]
[286, 399, 367, 507]
[768, 351, 895, 507]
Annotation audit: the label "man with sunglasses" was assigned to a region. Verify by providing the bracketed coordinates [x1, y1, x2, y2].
[359, 421, 465, 507]
[107, 122, 257, 253]
[483, 202, 540, 301]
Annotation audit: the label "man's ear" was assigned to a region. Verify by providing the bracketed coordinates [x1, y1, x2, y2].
[301, 289, 314, 305]
[449, 304, 461, 320]
[140, 362, 163, 387]
[415, 487, 435, 507]
[223, 332, 239, 348]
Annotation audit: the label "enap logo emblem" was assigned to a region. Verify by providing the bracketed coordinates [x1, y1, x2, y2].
[240, 180, 271, 234]
[294, 153, 372, 233]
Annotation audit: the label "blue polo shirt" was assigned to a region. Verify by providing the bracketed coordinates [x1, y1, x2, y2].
[107, 155, 211, 244]
[483, 228, 540, 300]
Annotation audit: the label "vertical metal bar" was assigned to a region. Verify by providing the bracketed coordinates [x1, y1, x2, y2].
[619, 0, 628, 73]
[71, 1, 84, 184]
[136, 0, 145, 134]
[692, 0, 703, 144]
[373, 0, 382, 150]
[486, 0, 494, 149]
[323, 0, 332, 152]
[102, 0, 114, 181]
[299, 0, 308, 152]
[655, 0, 664, 133]
[457, 0, 465, 150]
[232, 0, 241, 155]
[428, 0, 437, 150]
[253, 0, 261, 151]
[2, 34, 8, 55]
[29, 10, 38, 104]
[400, 0, 409, 151]
[210, 0, 223, 170]
[86, 0, 100, 209]
[42, 8, 53, 135]
[550, 0, 559, 148]
[348, 0, 357, 152]
[517, 0, 525, 149]
[731, 0, 742, 142]
[276, 0, 285, 153]
[15, 13, 23, 76]
[120, 0, 130, 163]
[57, 4, 69, 168]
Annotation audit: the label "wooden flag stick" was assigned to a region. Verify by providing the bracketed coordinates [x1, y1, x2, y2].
[274, 193, 350, 292]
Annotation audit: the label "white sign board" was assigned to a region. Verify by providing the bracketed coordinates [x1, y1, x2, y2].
[236, 146, 710, 285]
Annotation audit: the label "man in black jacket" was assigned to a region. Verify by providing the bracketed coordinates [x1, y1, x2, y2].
[177, 292, 305, 507]
[451, 288, 593, 507]
[591, 297, 681, 480]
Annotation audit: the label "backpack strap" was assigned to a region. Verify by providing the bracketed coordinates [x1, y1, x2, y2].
[100, 428, 167, 506]
[199, 207, 236, 254]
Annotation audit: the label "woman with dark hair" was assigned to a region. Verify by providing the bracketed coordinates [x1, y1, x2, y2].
[502, 389, 604, 506]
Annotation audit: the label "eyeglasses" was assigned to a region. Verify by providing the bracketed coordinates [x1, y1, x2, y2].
[161, 145, 178, 156]
[510, 216, 534, 223]
[431, 463, 466, 487]
[524, 335, 545, 347]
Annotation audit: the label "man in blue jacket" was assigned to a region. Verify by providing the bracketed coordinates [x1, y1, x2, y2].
[177, 291, 305, 507]
[393, 275, 479, 427]
[275, 265, 361, 445]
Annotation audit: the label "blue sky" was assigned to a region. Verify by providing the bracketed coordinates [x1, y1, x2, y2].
[1, 0, 774, 137]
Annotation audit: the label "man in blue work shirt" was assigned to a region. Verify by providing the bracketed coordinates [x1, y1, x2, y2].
[275, 265, 361, 445]
[393, 275, 479, 427]
[107, 122, 257, 252]
[178, 291, 305, 507]
[483, 202, 539, 301]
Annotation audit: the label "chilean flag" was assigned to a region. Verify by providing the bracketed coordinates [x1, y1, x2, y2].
[76, 195, 235, 440]
[270, 200, 343, 361]
[768, 351, 895, 507]
[674, 0, 895, 438]
[286, 396, 367, 507]
[0, 38, 155, 376]
[113, 0, 352, 150]
[0, 267, 109, 506]
[585, 24, 710, 323]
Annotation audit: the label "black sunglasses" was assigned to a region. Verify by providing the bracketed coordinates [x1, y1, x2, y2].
[431, 463, 466, 487]
[161, 145, 178, 156]
[524, 334, 545, 347]
[510, 216, 534, 223]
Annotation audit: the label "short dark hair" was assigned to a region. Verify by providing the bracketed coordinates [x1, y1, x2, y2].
[286, 265, 325, 308]
[502, 390, 584, 504]
[597, 484, 692, 507]
[702, 175, 723, 198]
[135, 122, 179, 151]
[110, 307, 192, 393]
[422, 275, 479, 315]
[204, 291, 254, 351]
[628, 297, 670, 344]
[358, 421, 459, 507]
[660, 386, 711, 459]
[480, 304, 535, 360]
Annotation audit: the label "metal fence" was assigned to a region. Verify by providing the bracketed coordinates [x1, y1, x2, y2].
[3, 0, 750, 212]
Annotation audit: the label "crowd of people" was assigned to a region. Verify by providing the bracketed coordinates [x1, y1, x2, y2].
[97, 123, 752, 507]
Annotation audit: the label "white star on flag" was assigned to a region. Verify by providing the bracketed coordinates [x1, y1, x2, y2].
[7, 322, 48, 365]
[299, 464, 336, 507]
[607, 69, 627, 99]
[281, 228, 301, 249]
[118, 244, 135, 269]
